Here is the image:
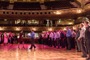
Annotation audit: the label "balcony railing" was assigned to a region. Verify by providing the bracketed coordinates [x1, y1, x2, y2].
[0, 7, 89, 15]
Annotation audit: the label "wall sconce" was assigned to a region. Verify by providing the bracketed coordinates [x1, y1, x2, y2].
[32, 28, 37, 31]
[68, 22, 73, 25]
[15, 27, 21, 31]
[48, 28, 53, 31]
[0, 27, 4, 30]
[4, 19, 7, 21]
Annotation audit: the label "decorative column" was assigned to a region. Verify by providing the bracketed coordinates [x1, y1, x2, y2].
[50, 20, 53, 27]
[46, 19, 49, 27]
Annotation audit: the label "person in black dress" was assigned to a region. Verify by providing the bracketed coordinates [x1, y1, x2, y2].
[18, 31, 25, 49]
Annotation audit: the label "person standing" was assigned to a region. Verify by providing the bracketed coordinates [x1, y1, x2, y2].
[54, 31, 58, 48]
[56, 31, 61, 48]
[8, 32, 13, 44]
[49, 31, 54, 47]
[18, 31, 25, 49]
[78, 23, 87, 58]
[29, 30, 36, 50]
[3, 32, 8, 45]
[66, 27, 72, 50]
[60, 31, 65, 48]
[75, 27, 81, 52]
[0, 32, 2, 44]
[83, 20, 90, 60]
[71, 29, 76, 49]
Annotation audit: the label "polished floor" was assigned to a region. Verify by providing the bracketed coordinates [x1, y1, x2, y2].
[0, 44, 86, 60]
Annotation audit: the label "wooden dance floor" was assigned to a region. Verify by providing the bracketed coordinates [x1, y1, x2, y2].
[0, 44, 86, 60]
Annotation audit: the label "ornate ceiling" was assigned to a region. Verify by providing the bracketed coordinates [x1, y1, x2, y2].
[77, 0, 89, 3]
[0, 0, 90, 7]
[1, 0, 90, 3]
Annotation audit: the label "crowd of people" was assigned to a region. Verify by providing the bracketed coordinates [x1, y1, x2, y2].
[0, 30, 36, 50]
[39, 28, 76, 50]
[0, 19, 90, 60]
[38, 19, 90, 60]
[0, 32, 17, 45]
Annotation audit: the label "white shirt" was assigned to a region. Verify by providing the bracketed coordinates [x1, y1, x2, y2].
[49, 32, 54, 39]
[53, 32, 57, 40]
[56, 32, 60, 38]
[78, 27, 86, 39]
[72, 31, 76, 37]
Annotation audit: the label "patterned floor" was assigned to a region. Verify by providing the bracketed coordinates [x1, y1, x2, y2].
[0, 44, 86, 60]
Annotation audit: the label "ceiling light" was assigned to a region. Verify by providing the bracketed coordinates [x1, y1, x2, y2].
[68, 22, 73, 25]
[76, 9, 83, 13]
[54, 11, 62, 15]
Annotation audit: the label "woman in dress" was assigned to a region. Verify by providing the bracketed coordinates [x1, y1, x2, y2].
[18, 31, 25, 49]
[4, 32, 8, 45]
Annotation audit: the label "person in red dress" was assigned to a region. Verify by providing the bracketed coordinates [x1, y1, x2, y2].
[18, 31, 25, 49]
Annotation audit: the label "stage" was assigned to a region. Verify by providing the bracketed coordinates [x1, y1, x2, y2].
[0, 44, 86, 60]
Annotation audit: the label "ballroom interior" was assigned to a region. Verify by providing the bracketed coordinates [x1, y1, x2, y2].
[0, 0, 90, 60]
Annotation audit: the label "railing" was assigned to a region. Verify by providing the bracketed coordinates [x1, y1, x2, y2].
[0, 7, 90, 16]
[0, 8, 88, 15]
[0, 10, 53, 15]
